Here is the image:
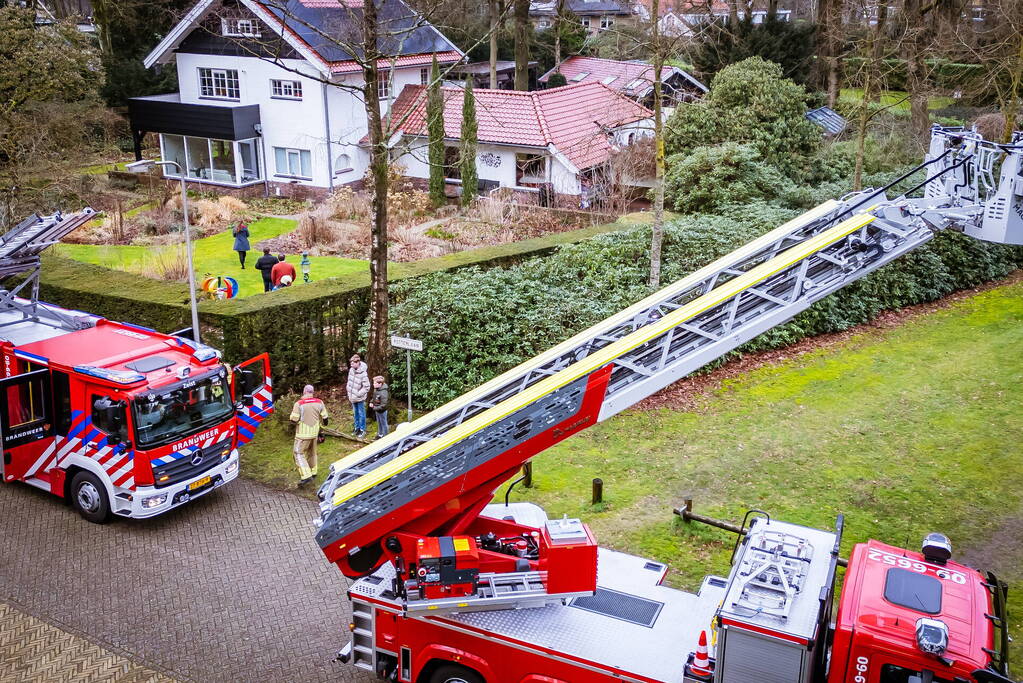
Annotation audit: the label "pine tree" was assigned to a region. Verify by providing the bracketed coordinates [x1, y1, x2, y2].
[427, 55, 446, 207]
[460, 79, 478, 207]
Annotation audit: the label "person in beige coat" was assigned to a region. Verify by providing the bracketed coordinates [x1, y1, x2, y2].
[346, 353, 370, 438]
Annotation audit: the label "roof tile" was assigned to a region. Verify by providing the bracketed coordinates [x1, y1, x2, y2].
[387, 81, 652, 170]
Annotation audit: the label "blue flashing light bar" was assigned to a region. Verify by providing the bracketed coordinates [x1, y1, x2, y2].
[74, 365, 146, 385]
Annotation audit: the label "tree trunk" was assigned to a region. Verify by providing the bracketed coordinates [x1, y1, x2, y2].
[362, 0, 390, 376]
[767, 0, 779, 22]
[819, 0, 842, 107]
[902, 0, 932, 140]
[554, 0, 564, 70]
[489, 0, 500, 89]
[514, 0, 530, 90]
[854, 3, 886, 190]
[1001, 30, 1023, 143]
[649, 0, 665, 288]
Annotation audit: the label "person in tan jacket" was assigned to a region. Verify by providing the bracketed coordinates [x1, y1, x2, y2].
[289, 384, 329, 486]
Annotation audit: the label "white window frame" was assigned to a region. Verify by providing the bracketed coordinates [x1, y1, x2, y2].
[420, 67, 429, 85]
[579, 16, 590, 27]
[271, 79, 303, 99]
[377, 70, 392, 100]
[222, 17, 260, 37]
[198, 67, 240, 100]
[273, 147, 313, 180]
[538, 18, 552, 28]
[600, 15, 615, 30]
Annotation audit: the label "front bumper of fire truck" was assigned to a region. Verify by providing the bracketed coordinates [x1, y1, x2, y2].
[116, 449, 241, 518]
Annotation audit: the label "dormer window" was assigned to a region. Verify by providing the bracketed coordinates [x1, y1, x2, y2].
[199, 68, 240, 100]
[222, 17, 260, 37]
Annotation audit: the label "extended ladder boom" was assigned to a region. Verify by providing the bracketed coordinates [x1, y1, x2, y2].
[314, 128, 1023, 578]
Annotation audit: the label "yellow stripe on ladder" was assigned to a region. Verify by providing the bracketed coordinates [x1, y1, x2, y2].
[332, 211, 877, 508]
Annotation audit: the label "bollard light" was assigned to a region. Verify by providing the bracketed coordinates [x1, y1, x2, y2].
[301, 252, 311, 283]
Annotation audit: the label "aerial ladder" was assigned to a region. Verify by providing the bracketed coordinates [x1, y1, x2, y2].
[311, 127, 1021, 681]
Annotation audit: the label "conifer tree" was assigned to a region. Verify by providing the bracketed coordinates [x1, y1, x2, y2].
[460, 79, 478, 206]
[427, 55, 446, 206]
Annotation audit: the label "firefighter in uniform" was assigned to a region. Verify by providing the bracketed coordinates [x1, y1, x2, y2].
[289, 384, 329, 486]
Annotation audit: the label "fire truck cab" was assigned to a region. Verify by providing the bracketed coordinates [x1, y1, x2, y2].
[0, 298, 272, 521]
[828, 539, 1010, 683]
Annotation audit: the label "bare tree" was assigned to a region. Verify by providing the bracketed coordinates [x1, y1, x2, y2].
[648, 0, 666, 287]
[514, 0, 530, 89]
[202, 0, 502, 375]
[489, 0, 501, 88]
[954, 0, 1023, 142]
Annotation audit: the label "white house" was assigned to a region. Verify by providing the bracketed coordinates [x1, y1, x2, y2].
[129, 0, 463, 194]
[384, 81, 654, 199]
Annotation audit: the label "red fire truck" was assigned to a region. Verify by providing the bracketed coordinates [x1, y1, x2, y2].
[313, 126, 1021, 683]
[0, 211, 273, 521]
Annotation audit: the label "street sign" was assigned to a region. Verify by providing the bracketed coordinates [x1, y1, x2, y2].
[391, 335, 423, 422]
[391, 335, 424, 352]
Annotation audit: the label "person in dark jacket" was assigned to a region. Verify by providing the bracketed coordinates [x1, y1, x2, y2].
[370, 375, 390, 439]
[233, 223, 251, 268]
[254, 249, 277, 292]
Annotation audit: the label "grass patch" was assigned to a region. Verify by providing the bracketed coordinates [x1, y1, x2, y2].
[59, 216, 368, 298]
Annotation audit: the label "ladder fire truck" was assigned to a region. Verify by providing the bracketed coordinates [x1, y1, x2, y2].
[0, 210, 273, 521]
[314, 126, 1021, 683]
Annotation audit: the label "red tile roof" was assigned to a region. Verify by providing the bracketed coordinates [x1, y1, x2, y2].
[538, 56, 677, 94]
[329, 51, 462, 74]
[386, 81, 652, 171]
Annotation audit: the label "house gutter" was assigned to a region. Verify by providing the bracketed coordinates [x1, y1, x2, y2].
[323, 80, 335, 192]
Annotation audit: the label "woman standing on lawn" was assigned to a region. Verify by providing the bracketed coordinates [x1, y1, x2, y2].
[233, 222, 250, 268]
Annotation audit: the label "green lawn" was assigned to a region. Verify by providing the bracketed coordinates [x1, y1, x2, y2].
[59, 216, 368, 298]
[840, 88, 955, 111]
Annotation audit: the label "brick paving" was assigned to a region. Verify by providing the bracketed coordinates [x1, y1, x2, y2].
[0, 480, 377, 682]
[1, 602, 174, 683]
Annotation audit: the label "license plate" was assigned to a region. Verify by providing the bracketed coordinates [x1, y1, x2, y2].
[189, 475, 212, 491]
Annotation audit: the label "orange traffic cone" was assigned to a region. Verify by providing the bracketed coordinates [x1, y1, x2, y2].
[687, 630, 714, 679]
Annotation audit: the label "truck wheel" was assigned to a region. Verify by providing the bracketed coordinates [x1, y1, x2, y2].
[71, 471, 111, 523]
[429, 664, 484, 683]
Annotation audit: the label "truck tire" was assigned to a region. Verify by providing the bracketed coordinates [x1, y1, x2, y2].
[70, 471, 111, 523]
[429, 664, 484, 683]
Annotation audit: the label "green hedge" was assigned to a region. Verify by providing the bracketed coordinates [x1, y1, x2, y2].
[841, 58, 986, 95]
[388, 208, 1023, 409]
[36, 220, 632, 393]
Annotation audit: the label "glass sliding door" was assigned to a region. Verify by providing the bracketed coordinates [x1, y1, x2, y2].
[160, 135, 186, 176]
[185, 136, 212, 180]
[238, 139, 260, 183]
[210, 139, 237, 183]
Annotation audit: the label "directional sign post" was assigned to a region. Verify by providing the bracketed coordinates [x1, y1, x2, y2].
[391, 335, 424, 422]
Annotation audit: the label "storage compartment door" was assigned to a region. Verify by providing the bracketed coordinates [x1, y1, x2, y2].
[717, 627, 807, 683]
[232, 353, 273, 445]
[1, 369, 54, 482]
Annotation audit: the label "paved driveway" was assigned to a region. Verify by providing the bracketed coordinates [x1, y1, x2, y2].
[0, 479, 376, 683]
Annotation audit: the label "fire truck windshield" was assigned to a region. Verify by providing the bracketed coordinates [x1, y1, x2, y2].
[132, 372, 233, 448]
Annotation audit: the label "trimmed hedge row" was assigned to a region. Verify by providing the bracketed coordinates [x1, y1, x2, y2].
[35, 219, 633, 392]
[841, 58, 986, 96]
[388, 207, 1023, 409]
